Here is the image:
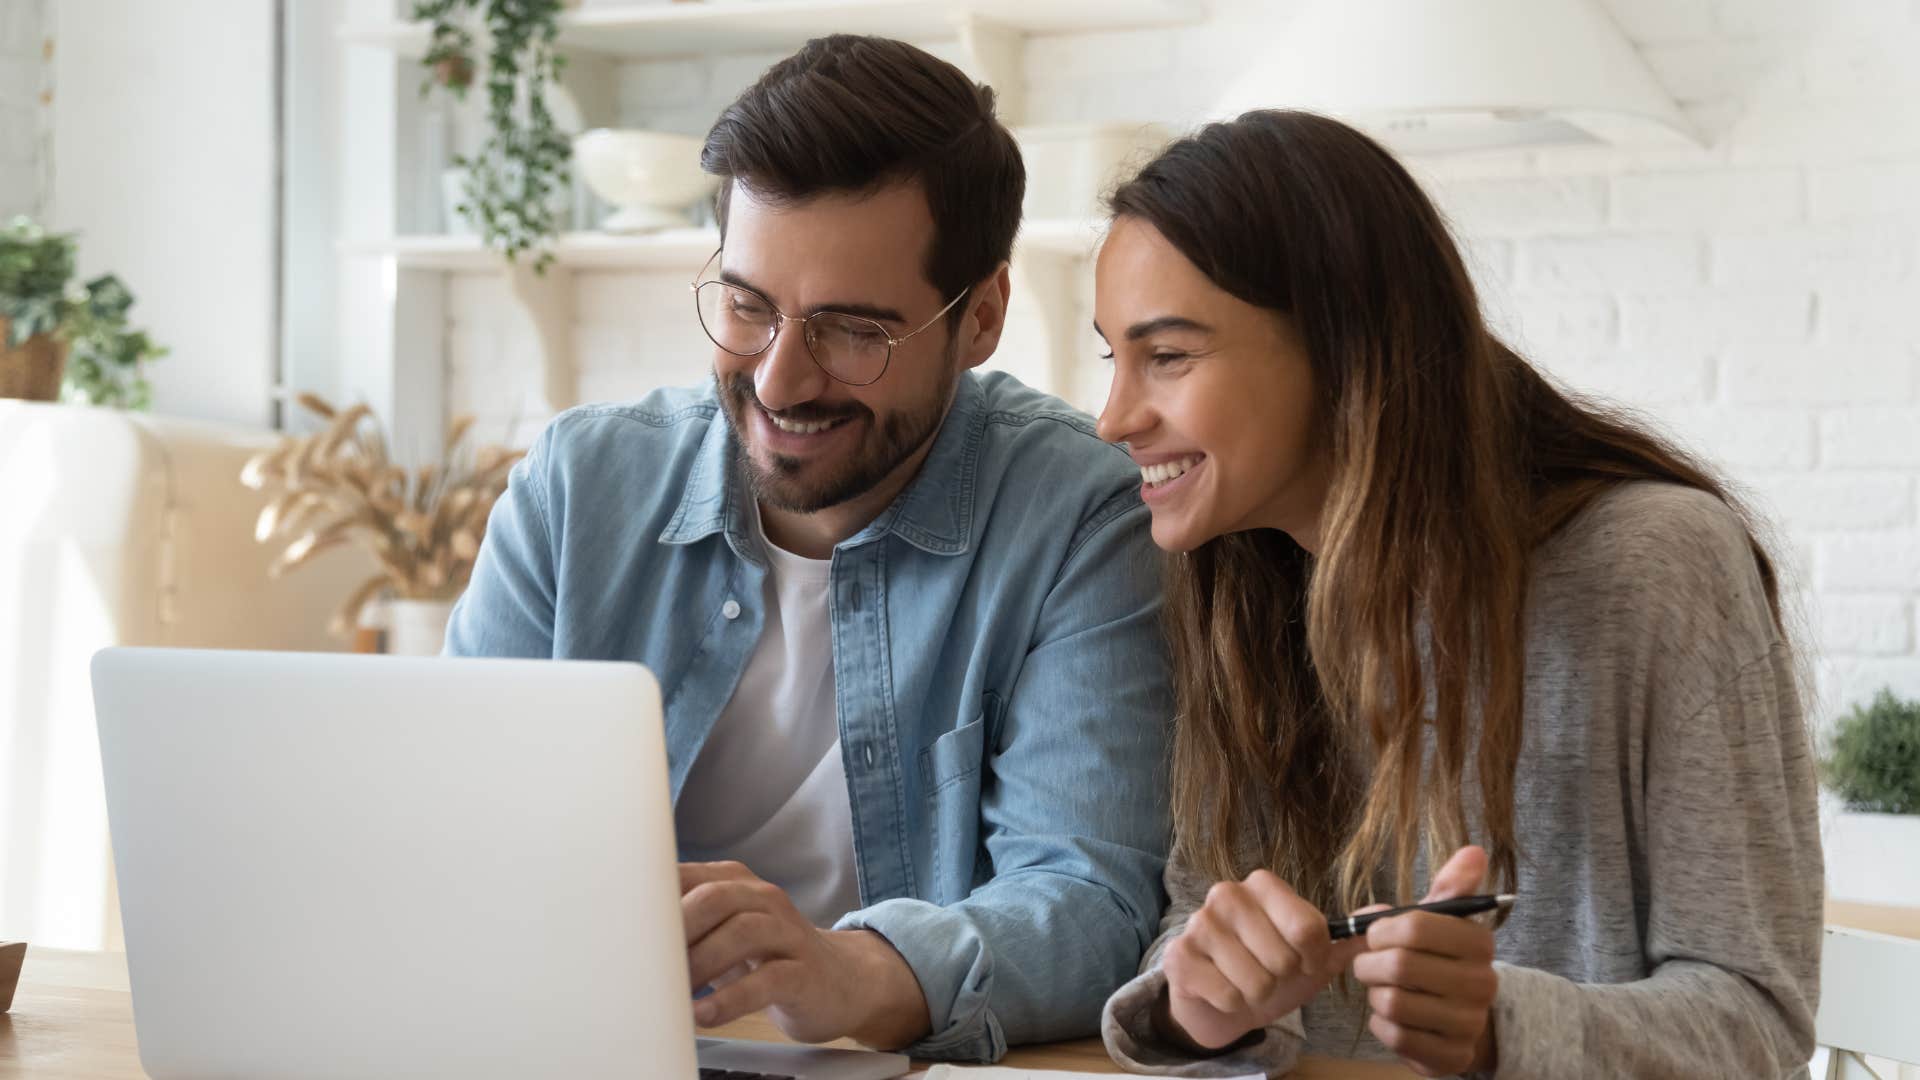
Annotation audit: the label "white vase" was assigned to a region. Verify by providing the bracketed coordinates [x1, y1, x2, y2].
[387, 598, 457, 657]
[1823, 807, 1920, 906]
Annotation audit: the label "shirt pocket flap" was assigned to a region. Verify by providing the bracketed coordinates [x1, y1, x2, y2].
[920, 713, 988, 793]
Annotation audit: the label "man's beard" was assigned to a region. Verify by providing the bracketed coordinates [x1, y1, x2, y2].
[716, 363, 955, 515]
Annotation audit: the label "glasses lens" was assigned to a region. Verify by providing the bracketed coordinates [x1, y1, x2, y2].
[805, 314, 891, 385]
[696, 282, 777, 356]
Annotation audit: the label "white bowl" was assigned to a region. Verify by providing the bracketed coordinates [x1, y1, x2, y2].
[573, 129, 720, 233]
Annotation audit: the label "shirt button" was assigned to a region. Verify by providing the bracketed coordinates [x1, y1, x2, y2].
[721, 599, 741, 620]
[863, 744, 876, 768]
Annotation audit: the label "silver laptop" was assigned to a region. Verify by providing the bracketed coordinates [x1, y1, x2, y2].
[92, 647, 909, 1080]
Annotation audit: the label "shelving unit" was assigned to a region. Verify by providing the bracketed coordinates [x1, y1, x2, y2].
[333, 0, 1175, 457]
[343, 217, 1105, 272]
[340, 215, 1105, 426]
[343, 229, 722, 273]
[340, 0, 1202, 60]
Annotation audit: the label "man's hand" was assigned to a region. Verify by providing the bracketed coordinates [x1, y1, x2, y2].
[679, 861, 930, 1048]
[1351, 846, 1500, 1078]
[1156, 870, 1372, 1052]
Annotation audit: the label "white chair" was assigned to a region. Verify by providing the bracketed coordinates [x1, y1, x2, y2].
[0, 400, 370, 951]
[1812, 924, 1920, 1078]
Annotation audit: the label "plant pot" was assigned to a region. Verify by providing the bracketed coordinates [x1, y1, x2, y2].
[0, 318, 68, 402]
[1823, 808, 1920, 906]
[386, 598, 458, 657]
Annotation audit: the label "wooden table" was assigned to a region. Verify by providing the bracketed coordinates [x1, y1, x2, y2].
[1825, 900, 1920, 941]
[13, 905, 1918, 1078]
[0, 949, 1409, 1078]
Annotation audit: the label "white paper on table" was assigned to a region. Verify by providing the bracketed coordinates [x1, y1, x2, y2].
[921, 1060, 1267, 1068]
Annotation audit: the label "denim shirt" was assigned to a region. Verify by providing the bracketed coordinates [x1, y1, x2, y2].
[445, 370, 1173, 1061]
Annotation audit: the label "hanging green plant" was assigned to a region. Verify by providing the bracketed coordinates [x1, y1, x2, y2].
[413, 0, 570, 271]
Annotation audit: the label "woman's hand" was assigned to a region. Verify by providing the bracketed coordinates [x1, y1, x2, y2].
[1157, 869, 1370, 1052]
[1351, 845, 1500, 1077]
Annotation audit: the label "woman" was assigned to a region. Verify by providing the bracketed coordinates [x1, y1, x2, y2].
[1094, 111, 1822, 1078]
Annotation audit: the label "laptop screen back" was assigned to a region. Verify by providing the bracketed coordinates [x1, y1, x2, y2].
[93, 648, 695, 1080]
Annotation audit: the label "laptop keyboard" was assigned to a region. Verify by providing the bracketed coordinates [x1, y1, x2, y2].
[697, 1070, 797, 1080]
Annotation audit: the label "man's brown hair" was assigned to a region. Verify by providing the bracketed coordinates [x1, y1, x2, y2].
[701, 34, 1025, 319]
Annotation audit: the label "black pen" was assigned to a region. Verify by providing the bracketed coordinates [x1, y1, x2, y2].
[1327, 893, 1517, 941]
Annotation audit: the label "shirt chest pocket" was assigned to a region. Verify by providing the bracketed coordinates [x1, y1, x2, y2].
[918, 695, 999, 901]
[921, 711, 988, 794]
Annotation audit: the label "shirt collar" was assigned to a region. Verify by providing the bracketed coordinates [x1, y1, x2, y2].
[657, 400, 761, 564]
[657, 373, 985, 559]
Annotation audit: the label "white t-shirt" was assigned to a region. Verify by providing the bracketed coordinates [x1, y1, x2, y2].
[672, 508, 861, 928]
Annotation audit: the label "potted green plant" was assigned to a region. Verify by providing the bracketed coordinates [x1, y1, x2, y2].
[1821, 688, 1920, 906]
[414, 0, 571, 270]
[0, 217, 165, 408]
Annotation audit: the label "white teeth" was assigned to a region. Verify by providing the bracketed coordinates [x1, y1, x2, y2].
[768, 413, 842, 435]
[1140, 455, 1201, 487]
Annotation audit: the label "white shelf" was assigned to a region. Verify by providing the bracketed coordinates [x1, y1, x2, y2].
[343, 218, 1103, 416]
[343, 229, 721, 272]
[344, 218, 1105, 271]
[341, 0, 1202, 60]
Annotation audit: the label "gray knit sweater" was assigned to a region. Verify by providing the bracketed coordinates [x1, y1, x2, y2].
[1102, 483, 1824, 1079]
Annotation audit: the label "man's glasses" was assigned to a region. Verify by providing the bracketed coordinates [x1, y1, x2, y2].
[689, 248, 969, 386]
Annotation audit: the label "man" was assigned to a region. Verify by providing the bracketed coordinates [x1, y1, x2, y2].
[446, 35, 1170, 1062]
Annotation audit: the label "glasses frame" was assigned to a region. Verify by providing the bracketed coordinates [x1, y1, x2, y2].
[689, 248, 969, 387]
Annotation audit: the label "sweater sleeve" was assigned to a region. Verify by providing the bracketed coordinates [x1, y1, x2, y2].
[1100, 844, 1309, 1077]
[1489, 639, 1823, 1078]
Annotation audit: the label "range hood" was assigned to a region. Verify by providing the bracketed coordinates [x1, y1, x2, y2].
[1213, 0, 1698, 154]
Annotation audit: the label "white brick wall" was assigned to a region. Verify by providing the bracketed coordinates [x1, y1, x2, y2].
[441, 0, 1920, 717]
[1522, 234, 1706, 289]
[1823, 408, 1920, 466]
[1439, 177, 1609, 234]
[1818, 594, 1912, 656]
[1618, 289, 1812, 349]
[1611, 169, 1802, 229]
[1720, 346, 1915, 405]
[0, 0, 44, 220]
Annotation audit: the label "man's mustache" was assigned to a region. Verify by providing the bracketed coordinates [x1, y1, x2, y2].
[721, 373, 869, 426]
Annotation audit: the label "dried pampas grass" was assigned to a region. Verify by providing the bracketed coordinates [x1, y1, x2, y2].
[241, 392, 525, 637]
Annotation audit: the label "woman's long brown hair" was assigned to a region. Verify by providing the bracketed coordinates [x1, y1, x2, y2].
[1109, 111, 1786, 911]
